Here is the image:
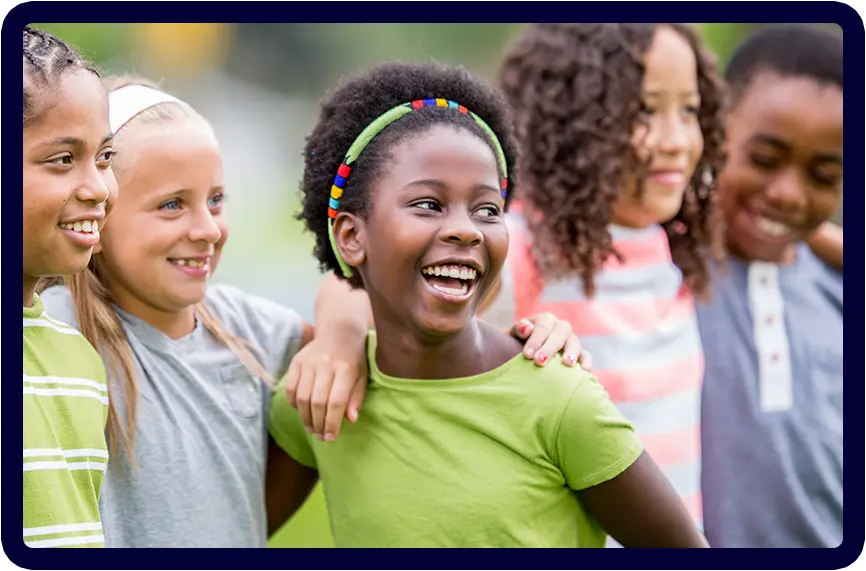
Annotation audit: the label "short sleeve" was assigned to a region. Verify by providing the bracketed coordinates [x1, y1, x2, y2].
[204, 284, 306, 381]
[555, 373, 644, 491]
[268, 378, 318, 470]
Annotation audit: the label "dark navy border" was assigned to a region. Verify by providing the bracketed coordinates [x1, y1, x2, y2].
[4, 2, 863, 568]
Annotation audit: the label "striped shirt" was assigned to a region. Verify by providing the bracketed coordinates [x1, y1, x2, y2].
[481, 211, 704, 529]
[23, 294, 109, 548]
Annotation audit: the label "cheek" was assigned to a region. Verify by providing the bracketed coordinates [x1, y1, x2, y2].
[689, 125, 705, 164]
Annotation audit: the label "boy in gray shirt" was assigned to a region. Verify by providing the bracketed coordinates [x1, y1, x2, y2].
[698, 25, 843, 548]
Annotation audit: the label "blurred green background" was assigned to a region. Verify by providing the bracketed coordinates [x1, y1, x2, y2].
[33, 23, 839, 548]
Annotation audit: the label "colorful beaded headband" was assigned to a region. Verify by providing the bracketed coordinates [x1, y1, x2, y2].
[327, 98, 509, 278]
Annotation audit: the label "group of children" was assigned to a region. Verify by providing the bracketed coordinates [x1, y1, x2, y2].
[22, 22, 843, 549]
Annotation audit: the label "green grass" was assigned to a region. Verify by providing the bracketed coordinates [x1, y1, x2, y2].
[268, 485, 335, 548]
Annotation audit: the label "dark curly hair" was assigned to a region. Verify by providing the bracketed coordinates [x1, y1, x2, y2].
[23, 25, 99, 126]
[299, 60, 520, 288]
[499, 24, 727, 299]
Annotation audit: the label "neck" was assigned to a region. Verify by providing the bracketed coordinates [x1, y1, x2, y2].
[374, 318, 491, 380]
[109, 288, 197, 340]
[23, 275, 39, 308]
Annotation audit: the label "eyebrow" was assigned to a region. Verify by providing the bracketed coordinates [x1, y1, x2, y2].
[36, 133, 115, 151]
[643, 90, 700, 98]
[403, 179, 500, 194]
[750, 134, 843, 163]
[153, 185, 226, 201]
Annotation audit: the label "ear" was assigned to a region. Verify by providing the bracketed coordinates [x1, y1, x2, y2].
[332, 212, 366, 269]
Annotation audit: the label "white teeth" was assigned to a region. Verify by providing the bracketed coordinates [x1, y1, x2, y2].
[421, 265, 478, 281]
[431, 282, 469, 296]
[59, 220, 99, 234]
[170, 259, 208, 269]
[756, 217, 790, 237]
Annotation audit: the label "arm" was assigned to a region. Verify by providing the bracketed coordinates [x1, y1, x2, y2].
[578, 452, 708, 548]
[264, 436, 319, 536]
[806, 221, 842, 270]
[557, 374, 707, 548]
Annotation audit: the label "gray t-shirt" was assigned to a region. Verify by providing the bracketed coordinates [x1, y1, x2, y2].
[41, 284, 305, 548]
[698, 244, 843, 548]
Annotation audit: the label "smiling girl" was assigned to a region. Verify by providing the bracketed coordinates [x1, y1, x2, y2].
[269, 60, 707, 548]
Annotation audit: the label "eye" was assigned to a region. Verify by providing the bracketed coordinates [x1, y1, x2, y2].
[475, 204, 501, 218]
[48, 154, 73, 166]
[160, 199, 182, 212]
[96, 149, 116, 168]
[412, 199, 441, 212]
[637, 103, 654, 119]
[683, 104, 700, 117]
[207, 193, 225, 209]
[749, 153, 780, 169]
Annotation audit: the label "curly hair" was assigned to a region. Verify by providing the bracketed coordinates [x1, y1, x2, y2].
[299, 60, 520, 288]
[23, 25, 99, 126]
[499, 24, 727, 299]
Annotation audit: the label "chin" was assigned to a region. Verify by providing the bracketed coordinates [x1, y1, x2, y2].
[414, 312, 474, 339]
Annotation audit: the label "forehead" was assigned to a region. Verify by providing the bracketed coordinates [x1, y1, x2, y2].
[116, 118, 223, 191]
[26, 70, 109, 139]
[731, 72, 843, 150]
[642, 26, 698, 90]
[387, 125, 499, 176]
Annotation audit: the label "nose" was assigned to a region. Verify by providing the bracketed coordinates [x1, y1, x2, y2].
[653, 112, 690, 156]
[765, 169, 808, 214]
[188, 206, 223, 244]
[74, 165, 113, 206]
[440, 209, 483, 247]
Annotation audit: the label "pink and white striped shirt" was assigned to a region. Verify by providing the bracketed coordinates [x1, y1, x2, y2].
[482, 209, 704, 529]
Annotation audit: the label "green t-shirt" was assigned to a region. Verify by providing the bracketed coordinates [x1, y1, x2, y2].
[23, 294, 109, 548]
[269, 332, 643, 548]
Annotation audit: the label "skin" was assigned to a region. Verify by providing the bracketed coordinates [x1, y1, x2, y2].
[23, 70, 117, 307]
[612, 25, 704, 230]
[332, 124, 707, 547]
[719, 72, 843, 265]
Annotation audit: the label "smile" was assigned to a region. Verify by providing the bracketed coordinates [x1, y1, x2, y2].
[421, 264, 479, 300]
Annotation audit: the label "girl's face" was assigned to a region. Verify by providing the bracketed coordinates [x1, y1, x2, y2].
[97, 116, 227, 321]
[613, 25, 704, 229]
[23, 70, 117, 284]
[341, 125, 508, 338]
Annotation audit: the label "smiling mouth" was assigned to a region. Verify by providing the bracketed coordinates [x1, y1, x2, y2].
[421, 264, 479, 298]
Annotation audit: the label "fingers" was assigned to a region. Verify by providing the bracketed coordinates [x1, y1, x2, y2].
[321, 363, 354, 442]
[560, 334, 585, 368]
[293, 365, 317, 434]
[346, 377, 367, 424]
[578, 348, 594, 372]
[517, 313, 555, 361]
[283, 361, 301, 408]
[531, 320, 573, 367]
[309, 365, 336, 439]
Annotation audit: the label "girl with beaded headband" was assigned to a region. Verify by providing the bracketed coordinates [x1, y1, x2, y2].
[37, 73, 584, 547]
[271, 60, 707, 547]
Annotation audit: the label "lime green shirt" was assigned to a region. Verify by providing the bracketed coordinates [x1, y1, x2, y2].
[270, 332, 643, 547]
[23, 294, 109, 548]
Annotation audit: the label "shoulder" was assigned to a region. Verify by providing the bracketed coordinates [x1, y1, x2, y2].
[37, 285, 80, 330]
[204, 283, 304, 336]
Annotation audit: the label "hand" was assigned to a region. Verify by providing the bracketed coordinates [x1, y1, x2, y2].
[511, 313, 592, 371]
[283, 335, 368, 442]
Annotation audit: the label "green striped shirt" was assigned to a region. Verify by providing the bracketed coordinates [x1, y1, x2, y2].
[23, 294, 109, 548]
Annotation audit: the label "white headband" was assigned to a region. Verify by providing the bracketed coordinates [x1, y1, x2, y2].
[108, 84, 183, 134]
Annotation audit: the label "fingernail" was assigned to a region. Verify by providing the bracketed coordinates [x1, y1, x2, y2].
[520, 324, 531, 337]
[536, 353, 547, 365]
[305, 426, 314, 434]
[324, 433, 335, 442]
[564, 355, 575, 365]
[525, 348, 535, 359]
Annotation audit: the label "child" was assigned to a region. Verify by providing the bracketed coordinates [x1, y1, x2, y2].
[39, 75, 581, 547]
[482, 24, 729, 531]
[22, 26, 117, 548]
[698, 24, 844, 548]
[269, 60, 708, 548]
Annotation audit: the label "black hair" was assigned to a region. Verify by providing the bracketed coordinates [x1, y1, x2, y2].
[726, 25, 843, 101]
[298, 60, 520, 287]
[23, 25, 99, 126]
